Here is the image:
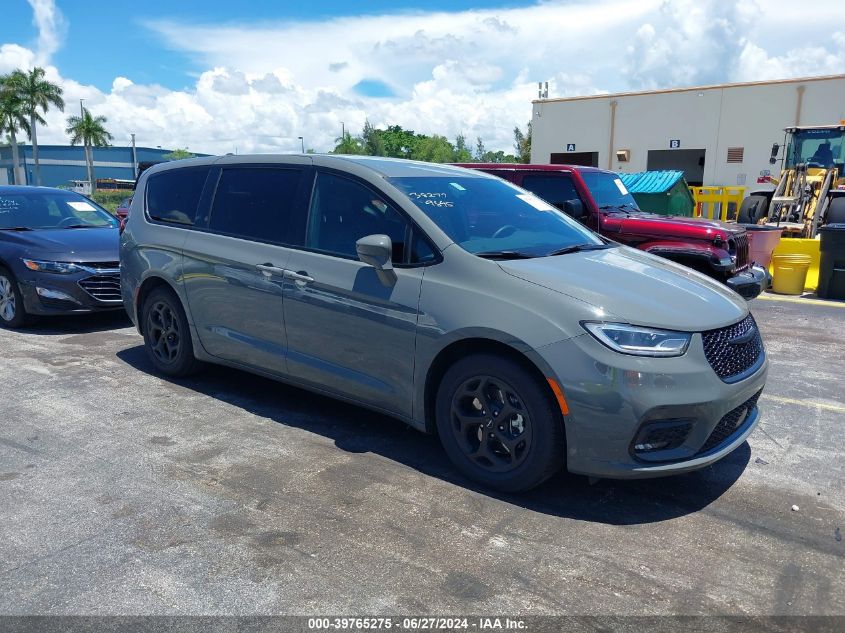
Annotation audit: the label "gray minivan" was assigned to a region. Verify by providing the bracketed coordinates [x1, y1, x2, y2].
[121, 155, 767, 492]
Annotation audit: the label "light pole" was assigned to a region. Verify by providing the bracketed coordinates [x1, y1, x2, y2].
[79, 98, 84, 117]
[130, 133, 138, 179]
[298, 136, 305, 153]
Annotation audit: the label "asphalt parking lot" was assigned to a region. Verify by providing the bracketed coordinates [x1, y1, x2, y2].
[0, 297, 843, 616]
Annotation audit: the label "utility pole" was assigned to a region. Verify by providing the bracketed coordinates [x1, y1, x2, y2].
[341, 121, 345, 138]
[298, 136, 305, 153]
[130, 133, 138, 180]
[79, 98, 84, 117]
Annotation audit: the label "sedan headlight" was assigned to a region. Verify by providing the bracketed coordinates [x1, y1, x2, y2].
[582, 322, 691, 357]
[22, 259, 82, 274]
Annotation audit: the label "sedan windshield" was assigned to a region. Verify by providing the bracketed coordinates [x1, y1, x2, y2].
[0, 191, 117, 230]
[580, 172, 639, 210]
[389, 176, 604, 257]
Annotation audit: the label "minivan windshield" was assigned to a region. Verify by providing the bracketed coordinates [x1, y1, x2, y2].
[0, 190, 117, 230]
[389, 176, 605, 257]
[580, 172, 639, 210]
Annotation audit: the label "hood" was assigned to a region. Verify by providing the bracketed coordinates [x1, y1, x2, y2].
[2, 227, 119, 262]
[605, 212, 745, 239]
[498, 245, 747, 332]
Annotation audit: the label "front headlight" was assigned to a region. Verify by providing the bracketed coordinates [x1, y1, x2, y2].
[22, 259, 82, 274]
[582, 322, 691, 357]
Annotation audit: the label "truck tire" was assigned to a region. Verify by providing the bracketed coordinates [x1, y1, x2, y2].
[738, 195, 768, 224]
[826, 197, 845, 225]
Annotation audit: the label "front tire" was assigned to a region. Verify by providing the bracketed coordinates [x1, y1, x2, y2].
[435, 354, 565, 492]
[0, 267, 29, 329]
[141, 287, 201, 377]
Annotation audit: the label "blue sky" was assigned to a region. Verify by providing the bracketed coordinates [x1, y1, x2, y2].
[1, 0, 525, 91]
[1, 0, 844, 154]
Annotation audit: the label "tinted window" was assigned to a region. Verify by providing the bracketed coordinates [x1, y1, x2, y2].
[0, 190, 117, 229]
[146, 167, 210, 225]
[389, 176, 602, 256]
[579, 172, 639, 210]
[307, 172, 411, 263]
[209, 168, 303, 243]
[520, 174, 582, 209]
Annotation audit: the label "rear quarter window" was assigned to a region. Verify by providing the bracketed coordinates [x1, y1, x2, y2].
[146, 167, 211, 225]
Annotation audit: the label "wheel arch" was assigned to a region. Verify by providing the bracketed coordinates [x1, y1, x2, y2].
[135, 275, 181, 336]
[421, 336, 562, 435]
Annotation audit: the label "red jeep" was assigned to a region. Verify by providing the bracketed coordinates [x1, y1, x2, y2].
[458, 164, 767, 300]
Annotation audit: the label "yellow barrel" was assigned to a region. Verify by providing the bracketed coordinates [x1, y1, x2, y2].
[771, 254, 812, 295]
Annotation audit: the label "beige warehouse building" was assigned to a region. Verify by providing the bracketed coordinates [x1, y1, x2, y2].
[530, 74, 845, 189]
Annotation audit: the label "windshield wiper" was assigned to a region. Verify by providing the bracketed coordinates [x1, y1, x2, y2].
[0, 226, 33, 231]
[62, 224, 104, 229]
[546, 243, 613, 256]
[474, 250, 537, 260]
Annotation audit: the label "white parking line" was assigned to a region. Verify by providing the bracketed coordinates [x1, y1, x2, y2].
[761, 394, 845, 413]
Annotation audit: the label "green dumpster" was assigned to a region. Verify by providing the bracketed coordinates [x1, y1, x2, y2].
[618, 170, 695, 216]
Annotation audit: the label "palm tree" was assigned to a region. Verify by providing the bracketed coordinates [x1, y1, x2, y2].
[9, 68, 64, 186]
[0, 74, 30, 185]
[65, 107, 112, 193]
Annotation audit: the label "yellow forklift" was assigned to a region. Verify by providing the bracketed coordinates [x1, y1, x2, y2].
[739, 124, 845, 237]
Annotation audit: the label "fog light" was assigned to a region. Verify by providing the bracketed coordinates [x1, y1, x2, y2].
[36, 287, 77, 302]
[632, 419, 694, 454]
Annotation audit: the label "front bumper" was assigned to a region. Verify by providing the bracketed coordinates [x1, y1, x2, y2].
[18, 269, 125, 316]
[726, 265, 768, 300]
[536, 331, 768, 479]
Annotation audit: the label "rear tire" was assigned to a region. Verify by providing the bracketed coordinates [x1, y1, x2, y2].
[141, 286, 201, 377]
[435, 353, 565, 492]
[826, 197, 845, 225]
[0, 267, 29, 329]
[738, 195, 768, 224]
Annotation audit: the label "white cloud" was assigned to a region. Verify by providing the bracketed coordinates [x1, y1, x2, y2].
[1, 0, 844, 156]
[26, 0, 66, 65]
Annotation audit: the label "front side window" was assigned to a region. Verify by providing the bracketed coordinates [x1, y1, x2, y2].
[579, 172, 639, 210]
[0, 190, 116, 230]
[208, 167, 304, 243]
[307, 172, 412, 263]
[520, 174, 583, 211]
[146, 167, 210, 225]
[389, 175, 603, 257]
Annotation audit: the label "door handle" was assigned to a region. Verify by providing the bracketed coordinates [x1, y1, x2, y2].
[256, 263, 286, 277]
[283, 269, 315, 284]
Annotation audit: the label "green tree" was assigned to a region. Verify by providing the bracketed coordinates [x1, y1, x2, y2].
[481, 150, 519, 164]
[163, 147, 195, 161]
[65, 107, 113, 194]
[381, 125, 418, 159]
[9, 67, 64, 186]
[361, 120, 386, 156]
[475, 137, 486, 162]
[332, 131, 364, 154]
[454, 133, 472, 162]
[514, 122, 531, 163]
[412, 134, 456, 163]
[0, 74, 30, 185]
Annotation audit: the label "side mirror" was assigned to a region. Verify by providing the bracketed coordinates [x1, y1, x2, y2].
[562, 199, 585, 220]
[769, 143, 780, 165]
[356, 234, 397, 286]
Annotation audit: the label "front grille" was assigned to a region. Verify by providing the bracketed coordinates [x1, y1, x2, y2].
[697, 390, 762, 454]
[734, 233, 749, 271]
[702, 314, 764, 382]
[78, 274, 122, 302]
